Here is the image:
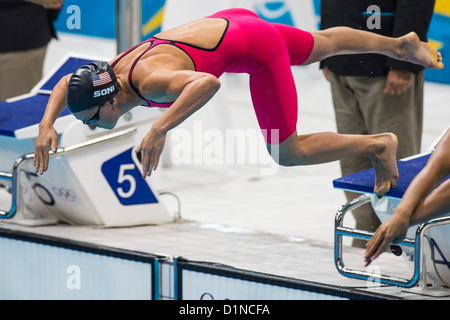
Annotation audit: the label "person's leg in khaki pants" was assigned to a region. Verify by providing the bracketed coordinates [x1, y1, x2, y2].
[329, 70, 424, 247]
[0, 45, 47, 101]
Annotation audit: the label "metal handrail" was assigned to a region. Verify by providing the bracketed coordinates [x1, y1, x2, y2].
[335, 193, 450, 288]
[0, 127, 137, 219]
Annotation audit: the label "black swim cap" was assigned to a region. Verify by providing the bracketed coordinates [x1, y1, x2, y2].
[67, 61, 119, 113]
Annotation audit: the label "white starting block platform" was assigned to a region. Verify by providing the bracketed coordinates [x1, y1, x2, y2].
[333, 130, 450, 294]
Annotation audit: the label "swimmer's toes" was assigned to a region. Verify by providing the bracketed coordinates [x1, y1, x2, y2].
[391, 180, 397, 189]
[374, 188, 387, 198]
[374, 180, 395, 198]
[374, 186, 384, 198]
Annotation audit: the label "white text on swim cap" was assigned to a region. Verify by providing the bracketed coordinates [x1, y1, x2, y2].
[94, 85, 115, 98]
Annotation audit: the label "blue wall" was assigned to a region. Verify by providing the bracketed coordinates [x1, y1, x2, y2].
[54, 0, 166, 40]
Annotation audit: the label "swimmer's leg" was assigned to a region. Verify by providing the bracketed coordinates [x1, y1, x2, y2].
[248, 27, 399, 196]
[270, 22, 315, 66]
[268, 131, 399, 197]
[302, 27, 443, 69]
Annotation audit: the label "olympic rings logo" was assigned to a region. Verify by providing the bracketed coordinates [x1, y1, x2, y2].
[32, 183, 55, 206]
[21, 171, 77, 205]
[52, 186, 77, 202]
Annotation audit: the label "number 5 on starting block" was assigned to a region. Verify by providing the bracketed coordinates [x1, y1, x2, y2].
[101, 148, 158, 206]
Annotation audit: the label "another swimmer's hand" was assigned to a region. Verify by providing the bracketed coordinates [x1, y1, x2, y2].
[136, 127, 167, 178]
[34, 123, 59, 175]
[364, 213, 410, 266]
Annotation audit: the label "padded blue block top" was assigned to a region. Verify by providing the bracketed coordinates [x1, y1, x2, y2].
[38, 57, 95, 92]
[0, 56, 99, 137]
[0, 94, 71, 137]
[333, 154, 450, 198]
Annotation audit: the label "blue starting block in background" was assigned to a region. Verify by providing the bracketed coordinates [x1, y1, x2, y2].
[333, 154, 450, 199]
[0, 56, 92, 171]
[0, 54, 174, 227]
[0, 94, 69, 138]
[0, 57, 96, 138]
[333, 143, 450, 290]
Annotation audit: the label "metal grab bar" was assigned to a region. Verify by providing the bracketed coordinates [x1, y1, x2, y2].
[0, 127, 137, 219]
[335, 194, 450, 288]
[0, 172, 13, 180]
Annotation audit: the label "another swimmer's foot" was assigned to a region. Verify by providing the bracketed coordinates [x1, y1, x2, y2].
[370, 133, 399, 197]
[398, 32, 444, 69]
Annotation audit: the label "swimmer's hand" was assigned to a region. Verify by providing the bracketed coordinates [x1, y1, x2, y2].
[364, 213, 410, 266]
[34, 123, 58, 175]
[136, 127, 166, 178]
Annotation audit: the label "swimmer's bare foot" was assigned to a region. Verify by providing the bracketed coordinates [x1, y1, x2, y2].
[369, 133, 399, 197]
[397, 32, 444, 69]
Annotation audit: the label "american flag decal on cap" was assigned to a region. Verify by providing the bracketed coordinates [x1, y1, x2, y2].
[92, 72, 112, 87]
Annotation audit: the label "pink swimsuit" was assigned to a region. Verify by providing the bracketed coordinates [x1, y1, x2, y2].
[112, 8, 314, 144]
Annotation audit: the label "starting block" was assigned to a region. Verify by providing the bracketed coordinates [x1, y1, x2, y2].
[0, 54, 176, 227]
[333, 130, 450, 291]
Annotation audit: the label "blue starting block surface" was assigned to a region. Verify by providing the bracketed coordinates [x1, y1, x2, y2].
[333, 154, 450, 199]
[0, 56, 97, 138]
[36, 57, 94, 93]
[0, 94, 71, 137]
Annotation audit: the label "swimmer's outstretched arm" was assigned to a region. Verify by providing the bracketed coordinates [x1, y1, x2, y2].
[303, 27, 443, 70]
[34, 74, 72, 174]
[364, 130, 450, 266]
[136, 69, 221, 177]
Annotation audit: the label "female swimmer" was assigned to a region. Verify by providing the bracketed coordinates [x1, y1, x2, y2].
[34, 8, 443, 197]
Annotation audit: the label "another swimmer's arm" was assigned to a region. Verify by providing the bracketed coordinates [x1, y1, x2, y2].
[136, 70, 221, 176]
[406, 132, 450, 224]
[398, 130, 450, 222]
[365, 130, 450, 265]
[365, 164, 450, 266]
[35, 74, 72, 174]
[410, 179, 450, 224]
